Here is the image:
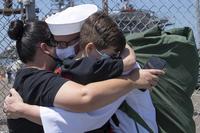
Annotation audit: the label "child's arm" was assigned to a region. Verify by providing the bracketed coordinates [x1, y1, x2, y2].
[61, 44, 136, 84]
[121, 44, 136, 72]
[61, 57, 123, 84]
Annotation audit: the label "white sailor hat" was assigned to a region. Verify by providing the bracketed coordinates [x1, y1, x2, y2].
[45, 4, 98, 35]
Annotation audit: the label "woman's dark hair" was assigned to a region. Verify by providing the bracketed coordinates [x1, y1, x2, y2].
[7, 20, 54, 63]
[80, 11, 126, 53]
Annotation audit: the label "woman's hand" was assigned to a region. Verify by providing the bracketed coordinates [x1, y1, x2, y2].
[128, 68, 165, 89]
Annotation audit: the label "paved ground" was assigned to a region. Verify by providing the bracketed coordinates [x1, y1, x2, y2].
[192, 89, 200, 132]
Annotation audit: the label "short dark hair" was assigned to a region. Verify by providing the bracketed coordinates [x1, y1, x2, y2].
[80, 11, 126, 53]
[7, 20, 54, 63]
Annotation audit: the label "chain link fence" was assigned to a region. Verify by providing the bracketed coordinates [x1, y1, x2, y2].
[0, 0, 199, 132]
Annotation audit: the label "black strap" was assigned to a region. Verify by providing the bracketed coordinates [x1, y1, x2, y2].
[85, 121, 111, 133]
[135, 121, 140, 133]
[111, 114, 120, 127]
[119, 101, 154, 133]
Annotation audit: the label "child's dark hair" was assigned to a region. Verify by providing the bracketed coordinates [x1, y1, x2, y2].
[7, 20, 54, 63]
[80, 11, 126, 53]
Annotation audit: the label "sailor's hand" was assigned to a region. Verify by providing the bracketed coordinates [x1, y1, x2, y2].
[3, 89, 24, 119]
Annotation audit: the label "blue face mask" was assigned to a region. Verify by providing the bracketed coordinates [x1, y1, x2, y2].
[56, 40, 79, 60]
[95, 49, 110, 59]
[55, 37, 80, 60]
[56, 46, 75, 60]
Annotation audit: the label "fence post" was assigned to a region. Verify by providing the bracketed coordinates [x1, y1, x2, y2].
[196, 0, 200, 50]
[102, 0, 108, 15]
[68, 0, 74, 7]
[23, 0, 36, 22]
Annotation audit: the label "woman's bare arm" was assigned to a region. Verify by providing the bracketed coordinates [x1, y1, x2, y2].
[54, 68, 164, 112]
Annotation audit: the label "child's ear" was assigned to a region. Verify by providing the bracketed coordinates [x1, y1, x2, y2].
[84, 42, 96, 57]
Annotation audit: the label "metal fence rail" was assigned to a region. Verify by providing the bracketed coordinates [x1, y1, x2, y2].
[0, 0, 199, 132]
